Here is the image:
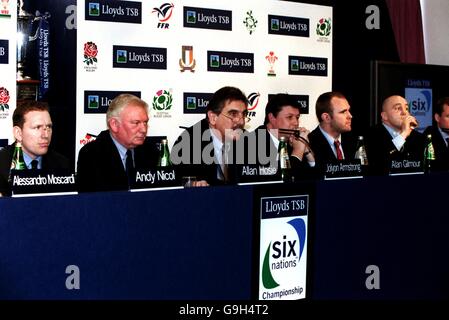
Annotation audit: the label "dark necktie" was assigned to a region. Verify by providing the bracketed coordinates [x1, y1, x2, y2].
[221, 144, 229, 182]
[31, 159, 39, 170]
[126, 149, 134, 187]
[334, 140, 343, 160]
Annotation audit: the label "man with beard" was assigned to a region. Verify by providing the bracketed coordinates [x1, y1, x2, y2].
[77, 93, 159, 192]
[366, 95, 425, 175]
[308, 91, 357, 176]
[171, 86, 249, 186]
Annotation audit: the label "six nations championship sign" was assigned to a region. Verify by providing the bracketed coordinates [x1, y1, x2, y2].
[259, 195, 309, 300]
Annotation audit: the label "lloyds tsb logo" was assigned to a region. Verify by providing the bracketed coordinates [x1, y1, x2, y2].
[262, 218, 306, 289]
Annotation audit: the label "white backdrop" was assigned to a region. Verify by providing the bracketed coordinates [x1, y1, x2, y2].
[0, 0, 17, 145]
[76, 0, 332, 160]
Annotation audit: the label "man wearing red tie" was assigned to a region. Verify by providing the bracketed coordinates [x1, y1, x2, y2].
[308, 91, 357, 177]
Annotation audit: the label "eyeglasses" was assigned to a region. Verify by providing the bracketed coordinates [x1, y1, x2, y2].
[219, 110, 251, 123]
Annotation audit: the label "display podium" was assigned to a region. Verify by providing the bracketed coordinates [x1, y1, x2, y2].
[0, 173, 448, 300]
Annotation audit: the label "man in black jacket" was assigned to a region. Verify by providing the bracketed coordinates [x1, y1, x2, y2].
[366, 95, 425, 175]
[308, 92, 357, 176]
[423, 97, 449, 172]
[76, 94, 159, 192]
[171, 86, 249, 186]
[247, 93, 316, 181]
[0, 100, 69, 196]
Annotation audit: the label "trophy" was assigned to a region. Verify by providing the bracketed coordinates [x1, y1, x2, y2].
[16, 0, 39, 100]
[17, 0, 33, 80]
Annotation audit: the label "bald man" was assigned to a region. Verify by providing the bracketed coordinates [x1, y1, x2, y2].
[366, 95, 425, 175]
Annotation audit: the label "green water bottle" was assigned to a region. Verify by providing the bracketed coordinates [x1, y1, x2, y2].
[423, 134, 435, 173]
[158, 139, 172, 167]
[10, 142, 26, 170]
[278, 136, 292, 182]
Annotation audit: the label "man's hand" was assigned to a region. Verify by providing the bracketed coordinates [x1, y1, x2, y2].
[400, 114, 418, 139]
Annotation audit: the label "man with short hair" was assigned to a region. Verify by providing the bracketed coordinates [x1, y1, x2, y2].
[308, 91, 357, 174]
[423, 97, 449, 172]
[248, 93, 315, 180]
[0, 100, 70, 196]
[76, 93, 159, 192]
[171, 86, 249, 186]
[366, 94, 425, 175]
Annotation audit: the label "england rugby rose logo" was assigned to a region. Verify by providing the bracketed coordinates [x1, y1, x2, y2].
[83, 42, 98, 65]
[0, 87, 10, 112]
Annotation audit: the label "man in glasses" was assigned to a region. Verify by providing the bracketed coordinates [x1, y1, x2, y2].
[365, 94, 425, 175]
[246, 93, 316, 181]
[171, 86, 249, 186]
[0, 100, 70, 196]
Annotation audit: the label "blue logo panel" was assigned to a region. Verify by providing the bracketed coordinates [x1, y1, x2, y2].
[113, 46, 167, 70]
[268, 15, 309, 37]
[207, 51, 254, 73]
[184, 6, 232, 31]
[84, 90, 141, 114]
[289, 56, 328, 76]
[183, 92, 214, 114]
[85, 0, 141, 24]
[0, 40, 8, 64]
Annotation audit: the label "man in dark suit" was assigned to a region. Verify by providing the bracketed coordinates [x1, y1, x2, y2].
[247, 93, 316, 181]
[171, 86, 249, 186]
[423, 97, 449, 172]
[308, 92, 357, 176]
[0, 100, 70, 196]
[76, 94, 159, 192]
[366, 95, 425, 175]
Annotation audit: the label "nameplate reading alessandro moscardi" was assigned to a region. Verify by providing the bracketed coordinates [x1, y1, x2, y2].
[11, 169, 77, 196]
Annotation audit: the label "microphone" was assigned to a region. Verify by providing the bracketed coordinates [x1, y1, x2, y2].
[279, 128, 301, 138]
[278, 128, 313, 150]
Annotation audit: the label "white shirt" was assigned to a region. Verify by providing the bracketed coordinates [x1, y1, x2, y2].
[110, 133, 133, 170]
[382, 123, 406, 151]
[319, 126, 345, 159]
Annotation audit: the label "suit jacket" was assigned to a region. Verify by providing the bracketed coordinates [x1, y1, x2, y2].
[308, 126, 357, 177]
[365, 124, 425, 175]
[172, 118, 243, 186]
[76, 130, 159, 193]
[245, 125, 316, 181]
[423, 125, 449, 172]
[0, 143, 70, 196]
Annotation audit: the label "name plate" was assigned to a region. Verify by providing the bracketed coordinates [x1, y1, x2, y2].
[389, 159, 423, 176]
[11, 169, 77, 196]
[131, 167, 181, 189]
[324, 160, 363, 180]
[236, 164, 282, 184]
